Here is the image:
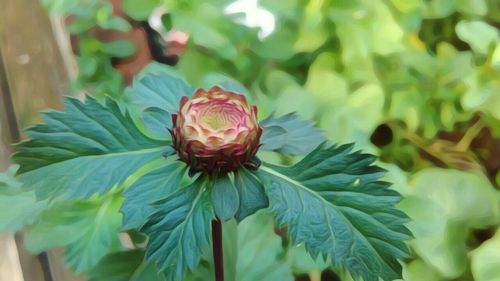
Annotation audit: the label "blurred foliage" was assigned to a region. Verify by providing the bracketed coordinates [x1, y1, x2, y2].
[1, 0, 499, 281]
[42, 0, 137, 97]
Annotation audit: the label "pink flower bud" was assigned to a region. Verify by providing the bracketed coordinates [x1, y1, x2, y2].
[170, 86, 262, 174]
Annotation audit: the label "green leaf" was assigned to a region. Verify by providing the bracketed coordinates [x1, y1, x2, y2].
[260, 113, 326, 155]
[211, 174, 239, 221]
[25, 195, 122, 272]
[290, 245, 329, 275]
[141, 107, 172, 139]
[305, 52, 348, 105]
[0, 165, 48, 232]
[235, 212, 294, 281]
[399, 168, 500, 278]
[403, 259, 443, 281]
[200, 73, 250, 99]
[456, 20, 499, 54]
[121, 159, 187, 229]
[173, 13, 237, 60]
[13, 96, 165, 200]
[409, 168, 500, 228]
[141, 177, 213, 280]
[129, 71, 195, 114]
[456, 0, 487, 16]
[131, 262, 167, 281]
[122, 0, 161, 21]
[102, 40, 137, 58]
[98, 17, 132, 32]
[320, 83, 385, 149]
[89, 250, 145, 281]
[257, 143, 411, 281]
[471, 228, 500, 281]
[233, 168, 268, 222]
[89, 249, 168, 281]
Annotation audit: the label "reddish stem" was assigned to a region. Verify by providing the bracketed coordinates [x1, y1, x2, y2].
[211, 218, 224, 281]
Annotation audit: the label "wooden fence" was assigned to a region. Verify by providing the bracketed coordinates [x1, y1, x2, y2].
[0, 0, 81, 280]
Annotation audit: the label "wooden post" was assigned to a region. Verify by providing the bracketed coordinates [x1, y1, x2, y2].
[0, 0, 81, 280]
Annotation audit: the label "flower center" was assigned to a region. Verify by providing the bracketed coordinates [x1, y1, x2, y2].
[199, 103, 241, 130]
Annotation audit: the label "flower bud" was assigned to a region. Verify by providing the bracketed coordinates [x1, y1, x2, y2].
[170, 86, 262, 174]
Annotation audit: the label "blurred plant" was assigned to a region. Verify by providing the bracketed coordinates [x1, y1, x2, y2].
[42, 0, 137, 97]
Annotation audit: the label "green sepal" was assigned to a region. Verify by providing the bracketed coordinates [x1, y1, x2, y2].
[233, 168, 268, 222]
[211, 174, 239, 221]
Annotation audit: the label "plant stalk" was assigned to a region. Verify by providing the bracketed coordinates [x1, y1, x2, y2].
[212, 218, 224, 281]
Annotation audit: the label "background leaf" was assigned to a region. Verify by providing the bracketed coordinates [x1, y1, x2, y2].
[89, 250, 145, 281]
[122, 0, 161, 21]
[0, 165, 48, 232]
[260, 113, 326, 155]
[25, 195, 122, 272]
[471, 228, 500, 281]
[399, 168, 500, 278]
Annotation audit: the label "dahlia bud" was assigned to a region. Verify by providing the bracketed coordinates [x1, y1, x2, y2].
[170, 86, 262, 174]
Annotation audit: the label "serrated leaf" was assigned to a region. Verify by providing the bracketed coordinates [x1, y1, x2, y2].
[260, 113, 326, 155]
[211, 174, 239, 221]
[25, 195, 122, 272]
[233, 168, 268, 222]
[89, 250, 145, 281]
[290, 244, 329, 275]
[141, 177, 213, 281]
[257, 143, 411, 281]
[13, 96, 165, 200]
[129, 70, 195, 114]
[121, 160, 187, 229]
[0, 165, 48, 232]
